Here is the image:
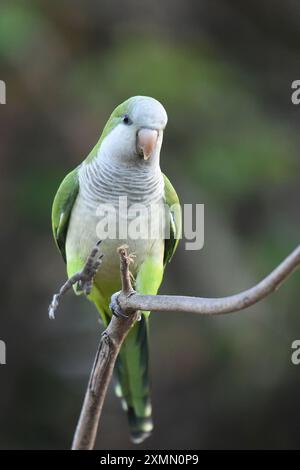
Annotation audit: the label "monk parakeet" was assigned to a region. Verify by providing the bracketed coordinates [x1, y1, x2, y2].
[51, 96, 181, 443]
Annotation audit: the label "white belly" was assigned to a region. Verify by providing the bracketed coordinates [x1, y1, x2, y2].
[66, 194, 165, 293]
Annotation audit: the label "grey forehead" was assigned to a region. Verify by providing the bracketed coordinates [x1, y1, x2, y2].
[130, 96, 168, 125]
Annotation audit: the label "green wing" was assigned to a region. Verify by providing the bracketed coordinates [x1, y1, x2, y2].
[163, 173, 181, 266]
[51, 167, 80, 262]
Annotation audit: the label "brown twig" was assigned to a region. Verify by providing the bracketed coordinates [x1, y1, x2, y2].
[70, 243, 300, 450]
[71, 245, 139, 450]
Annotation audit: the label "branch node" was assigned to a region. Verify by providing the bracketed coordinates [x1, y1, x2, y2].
[70, 242, 300, 450]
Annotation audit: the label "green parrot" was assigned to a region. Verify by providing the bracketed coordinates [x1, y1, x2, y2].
[51, 96, 181, 443]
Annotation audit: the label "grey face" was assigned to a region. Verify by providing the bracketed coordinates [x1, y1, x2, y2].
[100, 96, 168, 166]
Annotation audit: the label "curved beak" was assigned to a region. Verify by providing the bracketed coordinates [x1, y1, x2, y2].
[137, 128, 158, 160]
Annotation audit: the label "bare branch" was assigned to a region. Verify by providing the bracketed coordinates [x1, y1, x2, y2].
[71, 246, 139, 450]
[70, 243, 300, 449]
[118, 244, 300, 315]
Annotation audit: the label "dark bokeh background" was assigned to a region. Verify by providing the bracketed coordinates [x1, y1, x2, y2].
[0, 0, 300, 449]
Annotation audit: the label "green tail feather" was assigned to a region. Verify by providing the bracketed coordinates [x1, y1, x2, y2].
[114, 315, 153, 444]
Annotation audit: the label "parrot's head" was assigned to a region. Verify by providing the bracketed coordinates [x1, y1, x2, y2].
[99, 96, 168, 167]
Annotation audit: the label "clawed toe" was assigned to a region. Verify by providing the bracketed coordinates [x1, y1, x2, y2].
[48, 294, 59, 320]
[76, 241, 104, 295]
[48, 240, 104, 319]
[109, 292, 129, 319]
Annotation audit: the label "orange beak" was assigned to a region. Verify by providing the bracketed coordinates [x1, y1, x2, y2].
[137, 128, 158, 160]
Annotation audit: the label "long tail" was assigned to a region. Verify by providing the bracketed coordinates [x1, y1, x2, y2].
[114, 315, 153, 444]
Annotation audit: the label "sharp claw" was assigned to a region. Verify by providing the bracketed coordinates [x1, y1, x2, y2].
[90, 248, 98, 259]
[111, 306, 128, 319]
[76, 280, 83, 292]
[48, 308, 55, 320]
[127, 289, 136, 298]
[48, 294, 59, 320]
[136, 312, 142, 321]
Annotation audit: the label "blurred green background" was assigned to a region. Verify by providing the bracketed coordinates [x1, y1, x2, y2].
[0, 0, 300, 450]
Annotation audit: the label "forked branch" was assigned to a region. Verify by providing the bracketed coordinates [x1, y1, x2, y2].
[71, 246, 139, 450]
[68, 243, 300, 449]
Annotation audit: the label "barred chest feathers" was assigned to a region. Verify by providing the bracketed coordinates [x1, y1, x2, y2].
[65, 157, 166, 284]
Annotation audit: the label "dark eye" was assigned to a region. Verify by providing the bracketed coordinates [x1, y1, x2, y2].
[122, 114, 132, 125]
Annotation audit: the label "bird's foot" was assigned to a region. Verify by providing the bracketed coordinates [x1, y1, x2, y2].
[109, 289, 138, 319]
[48, 240, 104, 319]
[109, 291, 128, 319]
[76, 240, 104, 295]
[49, 294, 59, 320]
